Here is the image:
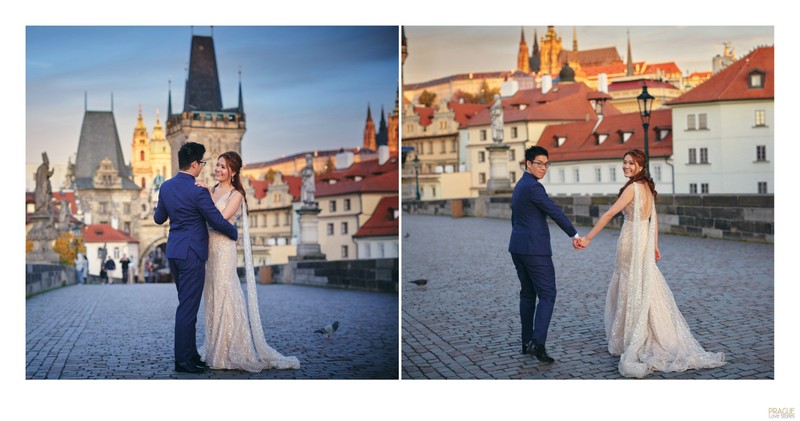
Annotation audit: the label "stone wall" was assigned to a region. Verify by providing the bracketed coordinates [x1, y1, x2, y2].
[26, 264, 76, 297]
[263, 258, 398, 293]
[403, 193, 773, 243]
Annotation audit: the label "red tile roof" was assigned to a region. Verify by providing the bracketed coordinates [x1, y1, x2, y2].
[318, 157, 398, 183]
[466, 83, 622, 127]
[541, 108, 672, 162]
[580, 62, 628, 78]
[354, 195, 399, 238]
[668, 46, 774, 105]
[316, 169, 398, 197]
[644, 62, 682, 76]
[414, 107, 434, 127]
[52, 191, 78, 213]
[412, 102, 487, 129]
[247, 175, 302, 201]
[83, 224, 138, 243]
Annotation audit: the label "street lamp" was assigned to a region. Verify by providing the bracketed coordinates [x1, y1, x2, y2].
[637, 84, 655, 176]
[413, 153, 421, 201]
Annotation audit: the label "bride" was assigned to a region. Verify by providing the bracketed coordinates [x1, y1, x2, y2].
[197, 151, 300, 372]
[577, 149, 724, 378]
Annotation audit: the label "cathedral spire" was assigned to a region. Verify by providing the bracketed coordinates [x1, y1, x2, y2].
[363, 103, 376, 151]
[517, 27, 530, 73]
[530, 29, 540, 73]
[237, 67, 244, 114]
[376, 106, 388, 147]
[626, 29, 634, 76]
[573, 26, 578, 52]
[167, 78, 173, 119]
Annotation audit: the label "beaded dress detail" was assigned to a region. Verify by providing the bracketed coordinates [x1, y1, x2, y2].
[201, 191, 300, 372]
[604, 183, 724, 378]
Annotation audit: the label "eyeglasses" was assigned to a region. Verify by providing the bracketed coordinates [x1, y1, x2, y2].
[199, 160, 207, 166]
[532, 161, 551, 169]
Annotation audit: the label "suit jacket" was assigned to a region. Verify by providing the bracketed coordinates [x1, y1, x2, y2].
[508, 171, 577, 256]
[154, 172, 239, 261]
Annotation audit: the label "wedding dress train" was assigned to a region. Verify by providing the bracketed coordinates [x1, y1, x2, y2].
[605, 183, 724, 378]
[201, 192, 300, 372]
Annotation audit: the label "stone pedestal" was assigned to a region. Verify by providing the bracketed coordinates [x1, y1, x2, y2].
[292, 205, 326, 261]
[485, 143, 512, 194]
[26, 214, 60, 264]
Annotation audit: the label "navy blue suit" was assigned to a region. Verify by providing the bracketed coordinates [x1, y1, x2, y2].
[508, 171, 577, 348]
[154, 171, 239, 364]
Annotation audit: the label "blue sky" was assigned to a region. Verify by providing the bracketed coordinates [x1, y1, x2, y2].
[26, 26, 399, 167]
[404, 26, 774, 84]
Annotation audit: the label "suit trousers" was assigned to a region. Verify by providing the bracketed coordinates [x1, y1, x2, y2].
[511, 253, 557, 346]
[169, 248, 206, 363]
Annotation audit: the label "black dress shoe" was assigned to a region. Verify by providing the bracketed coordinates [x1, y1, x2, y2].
[175, 361, 206, 374]
[191, 356, 209, 369]
[529, 343, 555, 363]
[522, 339, 534, 355]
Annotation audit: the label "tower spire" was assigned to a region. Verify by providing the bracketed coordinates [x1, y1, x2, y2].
[517, 27, 531, 73]
[167, 77, 173, 118]
[237, 67, 244, 114]
[626, 29, 634, 76]
[573, 26, 578, 52]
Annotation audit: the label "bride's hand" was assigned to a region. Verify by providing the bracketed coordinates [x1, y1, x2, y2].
[195, 181, 211, 192]
[578, 237, 590, 249]
[655, 247, 661, 262]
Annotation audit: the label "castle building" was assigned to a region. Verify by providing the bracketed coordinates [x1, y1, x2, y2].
[165, 35, 246, 187]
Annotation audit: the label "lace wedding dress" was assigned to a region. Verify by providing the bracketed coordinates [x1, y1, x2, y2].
[201, 191, 300, 372]
[605, 183, 724, 378]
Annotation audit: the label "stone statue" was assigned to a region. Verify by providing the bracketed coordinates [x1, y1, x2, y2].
[301, 153, 316, 206]
[34, 152, 54, 214]
[490, 94, 504, 143]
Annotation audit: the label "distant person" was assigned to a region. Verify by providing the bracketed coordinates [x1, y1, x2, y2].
[103, 256, 116, 284]
[120, 254, 131, 284]
[74, 252, 87, 285]
[144, 258, 153, 283]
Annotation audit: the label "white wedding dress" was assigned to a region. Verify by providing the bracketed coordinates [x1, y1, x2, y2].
[201, 191, 300, 372]
[605, 183, 725, 378]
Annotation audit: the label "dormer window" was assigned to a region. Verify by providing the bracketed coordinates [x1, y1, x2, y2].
[653, 127, 671, 141]
[749, 70, 765, 89]
[595, 133, 609, 145]
[556, 136, 566, 147]
[617, 130, 633, 143]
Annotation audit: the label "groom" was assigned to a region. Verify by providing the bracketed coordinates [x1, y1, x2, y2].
[154, 142, 239, 373]
[509, 145, 580, 363]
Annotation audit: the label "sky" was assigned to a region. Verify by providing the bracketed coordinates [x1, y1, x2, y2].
[26, 26, 399, 168]
[403, 26, 774, 85]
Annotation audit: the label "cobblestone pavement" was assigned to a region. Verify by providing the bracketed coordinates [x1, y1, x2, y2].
[26, 283, 398, 379]
[402, 214, 774, 380]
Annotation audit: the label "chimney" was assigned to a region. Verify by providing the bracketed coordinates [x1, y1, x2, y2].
[541, 74, 553, 94]
[335, 150, 355, 170]
[378, 145, 389, 165]
[598, 73, 609, 93]
[501, 79, 519, 97]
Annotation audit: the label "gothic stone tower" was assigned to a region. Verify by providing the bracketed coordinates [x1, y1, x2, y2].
[131, 105, 152, 190]
[363, 104, 376, 151]
[540, 26, 563, 76]
[166, 35, 245, 186]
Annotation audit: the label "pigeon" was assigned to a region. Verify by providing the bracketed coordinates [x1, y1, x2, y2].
[314, 321, 340, 338]
[409, 279, 428, 286]
[404, 232, 410, 238]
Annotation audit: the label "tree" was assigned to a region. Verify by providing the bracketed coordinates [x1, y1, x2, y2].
[52, 232, 86, 266]
[418, 90, 437, 107]
[264, 168, 276, 183]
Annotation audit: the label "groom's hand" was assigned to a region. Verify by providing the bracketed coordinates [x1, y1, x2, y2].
[572, 237, 584, 250]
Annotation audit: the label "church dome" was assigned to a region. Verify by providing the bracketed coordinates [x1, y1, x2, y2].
[559, 63, 576, 82]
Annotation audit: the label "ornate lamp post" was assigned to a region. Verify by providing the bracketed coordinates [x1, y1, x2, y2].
[413, 153, 421, 201]
[637, 84, 655, 176]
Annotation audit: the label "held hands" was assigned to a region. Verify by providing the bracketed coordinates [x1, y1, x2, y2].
[573, 237, 590, 250]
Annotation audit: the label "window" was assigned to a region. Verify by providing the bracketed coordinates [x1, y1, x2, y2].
[511, 127, 518, 138]
[405, 124, 414, 134]
[418, 142, 424, 155]
[597, 133, 608, 145]
[755, 110, 766, 127]
[687, 114, 696, 130]
[440, 141, 446, 153]
[274, 214, 279, 227]
[341, 245, 349, 258]
[123, 222, 130, 233]
[141, 177, 146, 189]
[427, 142, 433, 154]
[426, 164, 432, 173]
[329, 200, 336, 212]
[758, 182, 768, 194]
[594, 167, 602, 182]
[700, 148, 708, 164]
[480, 130, 487, 141]
[284, 212, 291, 226]
[559, 169, 565, 183]
[701, 183, 709, 194]
[451, 140, 458, 152]
[432, 187, 437, 197]
[688, 148, 697, 164]
[478, 151, 486, 163]
[379, 243, 385, 258]
[609, 167, 616, 183]
[341, 222, 348, 235]
[653, 165, 662, 182]
[140, 151, 145, 161]
[756, 145, 767, 161]
[690, 183, 698, 194]
[344, 199, 351, 211]
[123, 203, 131, 214]
[327, 223, 334, 235]
[114, 247, 120, 258]
[273, 193, 282, 203]
[574, 168, 580, 183]
[557, 137, 566, 147]
[509, 149, 515, 162]
[698, 113, 708, 130]
[509, 171, 516, 183]
[439, 120, 447, 130]
[478, 172, 486, 184]
[99, 202, 107, 213]
[749, 71, 765, 89]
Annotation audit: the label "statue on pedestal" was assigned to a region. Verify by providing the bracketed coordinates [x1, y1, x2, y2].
[301, 154, 316, 208]
[490, 94, 504, 144]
